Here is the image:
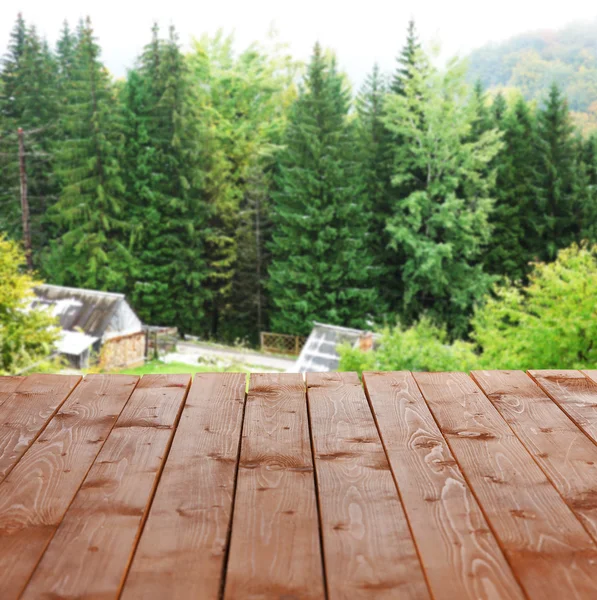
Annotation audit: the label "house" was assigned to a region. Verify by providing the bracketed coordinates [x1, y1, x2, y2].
[294, 322, 379, 373]
[32, 285, 146, 370]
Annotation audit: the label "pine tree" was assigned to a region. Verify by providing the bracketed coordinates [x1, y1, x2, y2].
[575, 134, 597, 243]
[268, 43, 376, 335]
[391, 19, 421, 95]
[470, 80, 493, 139]
[43, 17, 131, 292]
[383, 53, 502, 336]
[122, 24, 208, 334]
[0, 16, 58, 265]
[355, 64, 394, 313]
[492, 91, 508, 124]
[484, 95, 538, 279]
[534, 83, 578, 261]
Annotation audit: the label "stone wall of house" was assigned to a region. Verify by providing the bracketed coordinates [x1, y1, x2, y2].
[100, 332, 146, 370]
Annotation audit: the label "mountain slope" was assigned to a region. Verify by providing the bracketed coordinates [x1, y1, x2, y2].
[467, 20, 597, 133]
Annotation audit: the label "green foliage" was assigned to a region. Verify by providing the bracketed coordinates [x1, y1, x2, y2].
[0, 14, 59, 263]
[391, 19, 422, 95]
[268, 43, 376, 335]
[43, 17, 131, 291]
[383, 53, 503, 336]
[472, 244, 597, 369]
[483, 94, 538, 279]
[0, 235, 59, 374]
[338, 317, 479, 374]
[533, 84, 579, 262]
[122, 24, 208, 335]
[186, 32, 297, 340]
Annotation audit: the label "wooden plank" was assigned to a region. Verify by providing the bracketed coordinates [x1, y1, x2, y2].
[0, 374, 138, 600]
[530, 370, 597, 442]
[0, 375, 26, 406]
[364, 371, 524, 600]
[223, 373, 325, 600]
[473, 370, 597, 543]
[20, 374, 190, 600]
[0, 373, 81, 483]
[414, 371, 597, 599]
[308, 372, 430, 600]
[584, 371, 597, 385]
[121, 373, 247, 600]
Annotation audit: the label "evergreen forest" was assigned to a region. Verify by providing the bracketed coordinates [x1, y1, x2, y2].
[2, 14, 597, 357]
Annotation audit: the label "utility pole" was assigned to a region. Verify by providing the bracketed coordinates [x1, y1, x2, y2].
[17, 127, 33, 270]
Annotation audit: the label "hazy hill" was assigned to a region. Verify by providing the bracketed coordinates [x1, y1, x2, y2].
[467, 20, 597, 133]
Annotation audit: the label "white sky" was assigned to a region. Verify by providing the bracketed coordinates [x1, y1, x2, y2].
[2, 0, 597, 87]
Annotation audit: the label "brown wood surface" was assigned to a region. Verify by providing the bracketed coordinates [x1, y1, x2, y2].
[0, 373, 80, 483]
[308, 371, 430, 600]
[364, 371, 524, 600]
[21, 374, 190, 600]
[0, 375, 26, 404]
[583, 371, 597, 385]
[473, 369, 597, 542]
[415, 371, 597, 599]
[0, 374, 138, 600]
[122, 373, 247, 600]
[530, 370, 597, 443]
[223, 372, 325, 600]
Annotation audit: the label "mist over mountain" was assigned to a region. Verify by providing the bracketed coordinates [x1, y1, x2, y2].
[468, 19, 597, 132]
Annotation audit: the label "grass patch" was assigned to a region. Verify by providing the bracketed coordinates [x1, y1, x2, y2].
[113, 360, 241, 376]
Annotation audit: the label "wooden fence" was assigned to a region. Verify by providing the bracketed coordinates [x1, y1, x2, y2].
[260, 332, 306, 356]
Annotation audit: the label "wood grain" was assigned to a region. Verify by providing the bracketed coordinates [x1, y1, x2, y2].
[223, 373, 325, 600]
[0, 374, 138, 600]
[473, 370, 597, 543]
[308, 372, 430, 600]
[364, 371, 524, 600]
[415, 371, 597, 599]
[583, 371, 597, 385]
[121, 373, 247, 600]
[0, 373, 81, 483]
[21, 374, 190, 600]
[0, 376, 26, 406]
[530, 370, 597, 443]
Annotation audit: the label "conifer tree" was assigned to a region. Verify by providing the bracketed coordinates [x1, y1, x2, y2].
[0, 16, 58, 264]
[534, 83, 579, 260]
[122, 24, 208, 334]
[269, 43, 376, 335]
[391, 19, 421, 95]
[43, 17, 130, 291]
[355, 64, 395, 312]
[484, 95, 538, 279]
[492, 91, 508, 123]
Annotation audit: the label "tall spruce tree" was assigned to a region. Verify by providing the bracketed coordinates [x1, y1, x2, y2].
[43, 17, 130, 291]
[268, 43, 376, 335]
[122, 25, 208, 334]
[484, 95, 538, 279]
[534, 83, 579, 260]
[391, 19, 421, 95]
[0, 16, 59, 265]
[383, 52, 503, 336]
[355, 64, 395, 313]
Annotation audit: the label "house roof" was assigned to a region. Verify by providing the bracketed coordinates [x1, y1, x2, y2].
[33, 285, 126, 338]
[56, 330, 99, 356]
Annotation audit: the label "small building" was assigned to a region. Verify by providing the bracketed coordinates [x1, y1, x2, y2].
[32, 285, 146, 370]
[294, 322, 379, 373]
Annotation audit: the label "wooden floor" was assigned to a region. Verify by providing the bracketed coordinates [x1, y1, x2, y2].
[2, 371, 597, 598]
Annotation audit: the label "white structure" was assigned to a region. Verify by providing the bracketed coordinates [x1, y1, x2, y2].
[294, 322, 377, 373]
